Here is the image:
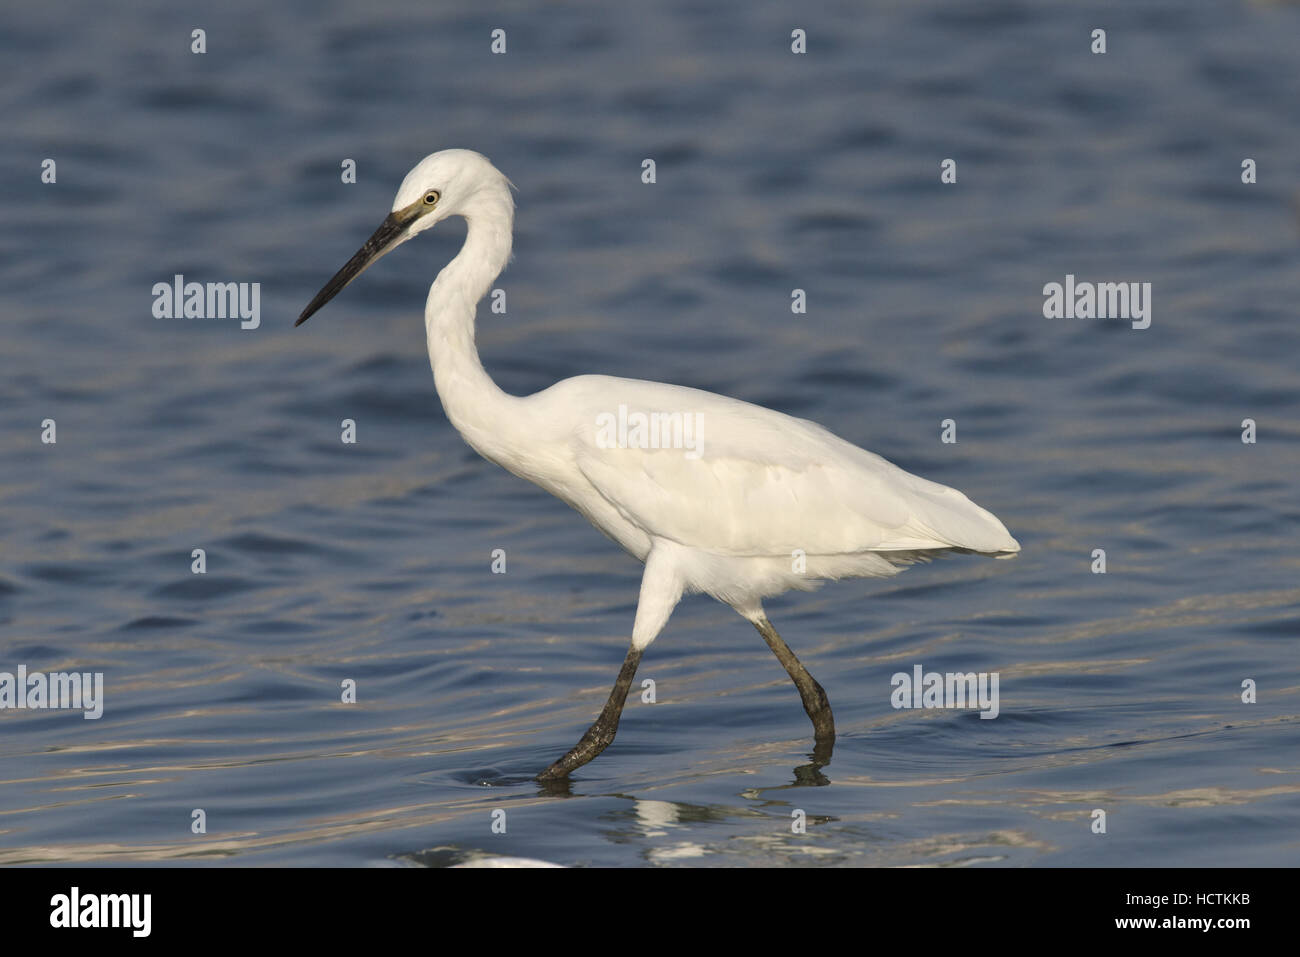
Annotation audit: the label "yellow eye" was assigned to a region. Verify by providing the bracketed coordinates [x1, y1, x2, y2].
[423, 190, 440, 206]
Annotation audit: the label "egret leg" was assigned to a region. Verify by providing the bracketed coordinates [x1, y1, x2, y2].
[537, 645, 643, 780]
[754, 618, 835, 741]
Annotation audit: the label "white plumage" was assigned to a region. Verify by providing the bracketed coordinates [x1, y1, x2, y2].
[501, 375, 1018, 644]
[298, 149, 1019, 778]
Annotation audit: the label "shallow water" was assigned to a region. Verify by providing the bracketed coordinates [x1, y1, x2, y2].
[2, 0, 1298, 867]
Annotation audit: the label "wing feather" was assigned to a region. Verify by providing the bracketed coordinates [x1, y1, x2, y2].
[550, 376, 1018, 558]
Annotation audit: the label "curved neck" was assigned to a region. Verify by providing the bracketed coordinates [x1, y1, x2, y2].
[425, 189, 528, 468]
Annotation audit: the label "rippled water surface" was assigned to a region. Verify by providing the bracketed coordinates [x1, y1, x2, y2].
[2, 0, 1298, 866]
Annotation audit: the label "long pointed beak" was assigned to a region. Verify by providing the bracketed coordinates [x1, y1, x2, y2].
[296, 211, 410, 326]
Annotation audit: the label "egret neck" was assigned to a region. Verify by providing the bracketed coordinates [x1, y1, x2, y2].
[424, 183, 532, 474]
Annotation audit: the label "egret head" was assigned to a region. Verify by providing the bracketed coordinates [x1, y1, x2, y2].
[296, 149, 512, 326]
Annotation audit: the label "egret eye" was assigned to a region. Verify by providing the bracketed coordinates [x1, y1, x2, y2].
[423, 190, 440, 206]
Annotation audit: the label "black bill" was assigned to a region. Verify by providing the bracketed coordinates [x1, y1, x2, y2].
[296, 211, 411, 326]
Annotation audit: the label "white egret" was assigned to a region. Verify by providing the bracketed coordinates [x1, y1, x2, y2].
[297, 149, 1020, 779]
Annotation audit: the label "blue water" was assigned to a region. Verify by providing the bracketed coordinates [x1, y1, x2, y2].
[2, 0, 1298, 866]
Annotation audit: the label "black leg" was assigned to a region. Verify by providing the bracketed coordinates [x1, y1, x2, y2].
[753, 617, 836, 743]
[537, 645, 643, 780]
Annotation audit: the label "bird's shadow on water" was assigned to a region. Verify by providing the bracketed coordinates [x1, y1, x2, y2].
[794, 733, 836, 785]
[443, 735, 836, 795]
[529, 758, 833, 798]
[790, 756, 833, 787]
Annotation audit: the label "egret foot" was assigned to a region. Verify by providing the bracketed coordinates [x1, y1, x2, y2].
[537, 645, 643, 780]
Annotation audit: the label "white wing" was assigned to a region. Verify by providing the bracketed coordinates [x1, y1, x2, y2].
[537, 375, 1019, 558]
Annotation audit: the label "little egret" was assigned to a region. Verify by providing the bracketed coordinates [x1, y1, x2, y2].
[297, 149, 1019, 780]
